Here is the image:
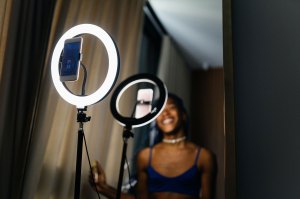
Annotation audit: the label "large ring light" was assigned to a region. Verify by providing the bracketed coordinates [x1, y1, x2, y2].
[110, 73, 168, 128]
[51, 24, 119, 108]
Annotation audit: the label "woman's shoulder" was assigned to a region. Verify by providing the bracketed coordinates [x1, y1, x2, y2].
[195, 145, 215, 171]
[137, 147, 151, 157]
[185, 141, 203, 152]
[137, 143, 164, 158]
[136, 147, 151, 164]
[186, 142, 211, 154]
[186, 142, 214, 166]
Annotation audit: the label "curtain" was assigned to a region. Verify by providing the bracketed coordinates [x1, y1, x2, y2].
[0, 0, 12, 81]
[0, 0, 56, 198]
[157, 35, 191, 110]
[0, 0, 145, 199]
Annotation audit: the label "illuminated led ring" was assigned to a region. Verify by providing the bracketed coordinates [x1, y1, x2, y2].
[110, 73, 168, 128]
[51, 24, 119, 108]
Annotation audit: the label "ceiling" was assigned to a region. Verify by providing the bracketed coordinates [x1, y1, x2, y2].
[148, 0, 223, 70]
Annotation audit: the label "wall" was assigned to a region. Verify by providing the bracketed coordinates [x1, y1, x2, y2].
[191, 68, 225, 199]
[232, 1, 300, 198]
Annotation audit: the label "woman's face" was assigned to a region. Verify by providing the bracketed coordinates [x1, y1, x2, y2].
[156, 98, 185, 134]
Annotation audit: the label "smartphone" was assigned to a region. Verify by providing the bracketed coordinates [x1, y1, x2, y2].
[60, 37, 83, 81]
[135, 89, 153, 119]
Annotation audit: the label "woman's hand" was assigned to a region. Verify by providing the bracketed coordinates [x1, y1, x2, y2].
[89, 160, 135, 199]
[90, 160, 107, 192]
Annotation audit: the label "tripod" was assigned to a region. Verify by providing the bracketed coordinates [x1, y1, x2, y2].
[74, 107, 91, 199]
[116, 126, 134, 199]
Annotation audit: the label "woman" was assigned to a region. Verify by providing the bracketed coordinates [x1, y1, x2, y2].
[91, 93, 215, 199]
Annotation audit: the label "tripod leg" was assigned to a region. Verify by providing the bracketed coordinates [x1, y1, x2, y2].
[116, 140, 128, 199]
[74, 128, 84, 199]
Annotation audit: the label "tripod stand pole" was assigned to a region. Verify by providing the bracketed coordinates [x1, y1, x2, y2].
[116, 127, 133, 199]
[74, 125, 84, 199]
[74, 108, 91, 199]
[116, 139, 128, 199]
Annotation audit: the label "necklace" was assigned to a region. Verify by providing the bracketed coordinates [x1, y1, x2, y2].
[162, 136, 186, 144]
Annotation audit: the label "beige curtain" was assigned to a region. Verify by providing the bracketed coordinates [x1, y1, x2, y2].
[157, 35, 191, 110]
[0, 0, 12, 82]
[22, 0, 145, 199]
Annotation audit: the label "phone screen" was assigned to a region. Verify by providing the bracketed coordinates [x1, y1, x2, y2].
[135, 89, 153, 119]
[60, 37, 82, 81]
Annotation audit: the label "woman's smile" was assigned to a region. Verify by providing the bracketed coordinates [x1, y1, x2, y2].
[162, 118, 173, 125]
[156, 98, 183, 134]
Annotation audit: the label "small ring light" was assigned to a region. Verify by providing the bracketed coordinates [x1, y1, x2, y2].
[51, 24, 119, 108]
[110, 73, 168, 128]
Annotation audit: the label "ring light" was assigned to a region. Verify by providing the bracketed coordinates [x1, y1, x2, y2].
[51, 24, 119, 108]
[110, 73, 168, 128]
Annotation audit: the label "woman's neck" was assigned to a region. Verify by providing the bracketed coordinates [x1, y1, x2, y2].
[162, 128, 186, 144]
[162, 136, 186, 144]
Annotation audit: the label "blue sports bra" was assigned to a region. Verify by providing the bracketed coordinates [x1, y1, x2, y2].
[147, 147, 202, 197]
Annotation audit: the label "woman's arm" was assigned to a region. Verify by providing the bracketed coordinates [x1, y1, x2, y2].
[199, 148, 216, 199]
[90, 147, 151, 199]
[136, 148, 150, 199]
[90, 161, 135, 199]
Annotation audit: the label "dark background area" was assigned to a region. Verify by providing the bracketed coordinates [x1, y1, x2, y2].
[232, 0, 300, 198]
